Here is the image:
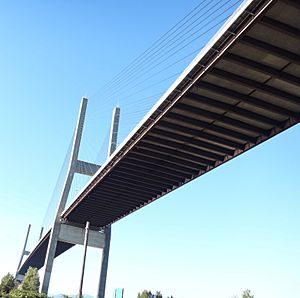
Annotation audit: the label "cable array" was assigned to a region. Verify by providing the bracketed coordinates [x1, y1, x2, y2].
[41, 134, 74, 235]
[39, 0, 244, 242]
[87, 0, 243, 148]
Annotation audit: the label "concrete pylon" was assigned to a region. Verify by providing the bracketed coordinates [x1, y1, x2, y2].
[97, 106, 120, 298]
[41, 97, 88, 294]
[16, 224, 31, 281]
[40, 100, 120, 296]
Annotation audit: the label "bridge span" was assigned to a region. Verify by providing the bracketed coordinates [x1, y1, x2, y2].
[18, 0, 300, 292]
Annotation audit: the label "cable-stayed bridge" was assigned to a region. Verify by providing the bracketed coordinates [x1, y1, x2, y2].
[16, 0, 300, 296]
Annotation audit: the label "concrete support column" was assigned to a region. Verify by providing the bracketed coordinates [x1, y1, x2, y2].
[16, 224, 31, 280]
[97, 226, 111, 298]
[97, 106, 120, 298]
[41, 97, 88, 294]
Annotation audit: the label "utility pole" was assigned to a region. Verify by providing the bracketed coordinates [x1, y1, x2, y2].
[78, 221, 90, 298]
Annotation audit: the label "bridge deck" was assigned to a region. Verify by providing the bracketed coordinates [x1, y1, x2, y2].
[19, 0, 300, 275]
[63, 0, 300, 228]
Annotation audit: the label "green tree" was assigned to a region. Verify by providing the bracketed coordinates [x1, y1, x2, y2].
[18, 267, 40, 292]
[0, 273, 16, 296]
[155, 291, 162, 298]
[9, 288, 47, 298]
[137, 290, 153, 298]
[242, 289, 254, 298]
[9, 267, 47, 298]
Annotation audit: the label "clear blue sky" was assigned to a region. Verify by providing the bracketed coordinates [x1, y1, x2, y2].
[0, 1, 299, 298]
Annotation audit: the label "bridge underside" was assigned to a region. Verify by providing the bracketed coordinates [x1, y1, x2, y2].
[19, 0, 300, 275]
[18, 230, 73, 275]
[63, 0, 300, 227]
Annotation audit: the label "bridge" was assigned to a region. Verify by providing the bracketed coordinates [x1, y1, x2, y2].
[16, 0, 300, 296]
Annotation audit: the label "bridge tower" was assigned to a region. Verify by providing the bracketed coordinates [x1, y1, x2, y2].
[40, 97, 120, 297]
[15, 224, 31, 281]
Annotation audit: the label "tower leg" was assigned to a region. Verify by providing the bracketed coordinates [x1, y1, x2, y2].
[41, 223, 63, 293]
[97, 106, 120, 298]
[97, 226, 111, 298]
[41, 98, 88, 294]
[16, 224, 31, 281]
